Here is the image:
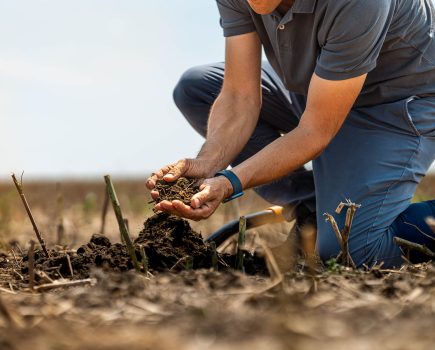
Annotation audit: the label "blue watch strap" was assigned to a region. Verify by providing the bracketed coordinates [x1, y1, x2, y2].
[215, 170, 244, 203]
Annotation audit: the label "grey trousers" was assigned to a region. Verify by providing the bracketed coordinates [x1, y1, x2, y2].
[173, 62, 435, 268]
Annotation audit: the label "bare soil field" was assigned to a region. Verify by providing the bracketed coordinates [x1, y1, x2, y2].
[0, 175, 434, 350]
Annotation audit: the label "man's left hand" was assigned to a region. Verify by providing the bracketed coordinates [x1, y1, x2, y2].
[154, 176, 233, 221]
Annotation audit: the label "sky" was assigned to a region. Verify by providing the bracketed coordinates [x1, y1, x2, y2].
[0, 0, 433, 180]
[0, 0, 224, 179]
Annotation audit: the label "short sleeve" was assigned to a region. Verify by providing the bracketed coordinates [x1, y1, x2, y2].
[216, 0, 256, 37]
[315, 0, 394, 80]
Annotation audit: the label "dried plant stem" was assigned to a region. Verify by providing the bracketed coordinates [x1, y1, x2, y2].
[10, 249, 20, 269]
[28, 240, 35, 290]
[56, 182, 65, 245]
[11, 173, 49, 257]
[185, 256, 193, 270]
[33, 279, 93, 292]
[342, 204, 358, 267]
[235, 216, 246, 271]
[301, 224, 317, 275]
[210, 241, 218, 271]
[394, 237, 435, 259]
[139, 244, 149, 274]
[100, 190, 109, 234]
[0, 287, 16, 295]
[35, 270, 54, 284]
[65, 253, 74, 278]
[256, 233, 282, 283]
[123, 218, 130, 240]
[324, 200, 360, 268]
[169, 256, 189, 271]
[104, 175, 140, 272]
[324, 213, 343, 249]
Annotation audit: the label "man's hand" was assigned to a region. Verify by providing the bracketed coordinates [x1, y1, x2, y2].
[147, 32, 262, 221]
[146, 158, 215, 200]
[154, 176, 233, 221]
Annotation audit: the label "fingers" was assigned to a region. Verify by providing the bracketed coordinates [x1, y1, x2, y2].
[191, 186, 212, 209]
[146, 159, 191, 190]
[162, 159, 191, 182]
[146, 166, 169, 189]
[155, 199, 218, 221]
[154, 180, 225, 220]
[150, 190, 159, 200]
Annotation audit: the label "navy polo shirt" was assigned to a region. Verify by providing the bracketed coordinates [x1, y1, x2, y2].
[216, 0, 435, 107]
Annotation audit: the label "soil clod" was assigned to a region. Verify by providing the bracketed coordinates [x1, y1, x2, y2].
[135, 213, 210, 270]
[17, 213, 267, 282]
[155, 177, 200, 205]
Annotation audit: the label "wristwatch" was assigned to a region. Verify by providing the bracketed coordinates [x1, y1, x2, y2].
[215, 169, 244, 203]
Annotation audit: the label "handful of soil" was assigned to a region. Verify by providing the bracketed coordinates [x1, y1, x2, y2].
[155, 177, 200, 206]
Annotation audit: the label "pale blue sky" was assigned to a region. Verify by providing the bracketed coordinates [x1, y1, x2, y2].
[0, 0, 223, 179]
[0, 1, 433, 179]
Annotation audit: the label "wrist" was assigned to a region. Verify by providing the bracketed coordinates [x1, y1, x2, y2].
[196, 158, 226, 178]
[220, 176, 234, 198]
[215, 170, 244, 202]
[197, 142, 227, 175]
[231, 167, 251, 191]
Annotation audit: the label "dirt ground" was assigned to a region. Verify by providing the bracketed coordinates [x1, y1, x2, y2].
[0, 175, 434, 350]
[1, 264, 434, 350]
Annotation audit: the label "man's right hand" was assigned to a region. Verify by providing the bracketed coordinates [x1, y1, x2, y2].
[146, 158, 214, 200]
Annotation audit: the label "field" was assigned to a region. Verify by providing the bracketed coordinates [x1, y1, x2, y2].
[0, 175, 434, 350]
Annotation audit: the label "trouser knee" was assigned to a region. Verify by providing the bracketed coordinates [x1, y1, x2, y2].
[173, 66, 201, 114]
[173, 65, 221, 136]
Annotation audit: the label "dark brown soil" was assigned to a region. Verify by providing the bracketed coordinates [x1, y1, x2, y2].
[22, 235, 132, 280]
[135, 212, 212, 270]
[155, 177, 200, 205]
[18, 213, 267, 283]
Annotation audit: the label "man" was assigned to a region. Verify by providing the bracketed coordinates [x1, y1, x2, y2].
[147, 0, 435, 268]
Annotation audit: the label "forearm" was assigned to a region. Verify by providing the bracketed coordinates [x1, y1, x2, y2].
[231, 116, 329, 190]
[196, 91, 261, 176]
[230, 73, 367, 190]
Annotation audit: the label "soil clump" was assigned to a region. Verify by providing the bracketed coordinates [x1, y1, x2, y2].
[19, 213, 267, 282]
[135, 213, 211, 270]
[155, 177, 200, 205]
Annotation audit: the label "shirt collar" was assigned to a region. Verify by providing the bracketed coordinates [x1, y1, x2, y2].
[271, 0, 317, 23]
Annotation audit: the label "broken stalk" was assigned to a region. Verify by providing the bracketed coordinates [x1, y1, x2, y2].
[394, 237, 435, 259]
[324, 200, 360, 268]
[100, 190, 109, 234]
[139, 244, 149, 274]
[28, 240, 35, 290]
[210, 241, 218, 271]
[11, 173, 49, 258]
[104, 175, 140, 272]
[235, 216, 246, 271]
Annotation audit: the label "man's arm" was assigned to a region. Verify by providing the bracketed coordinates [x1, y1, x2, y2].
[156, 73, 367, 220]
[146, 32, 262, 188]
[196, 31, 263, 173]
[231, 73, 367, 189]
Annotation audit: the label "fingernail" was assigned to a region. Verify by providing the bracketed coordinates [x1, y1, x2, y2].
[193, 199, 200, 208]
